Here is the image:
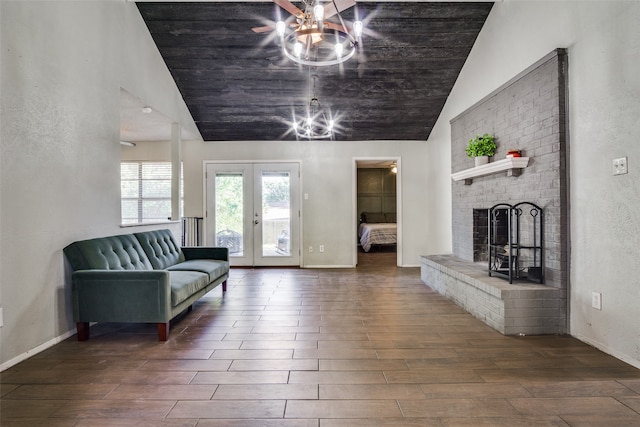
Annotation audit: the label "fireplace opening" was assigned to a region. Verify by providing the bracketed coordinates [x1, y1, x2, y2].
[473, 208, 509, 263]
[472, 209, 487, 262]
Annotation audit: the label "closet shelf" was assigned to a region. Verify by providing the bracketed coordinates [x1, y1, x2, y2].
[451, 157, 530, 184]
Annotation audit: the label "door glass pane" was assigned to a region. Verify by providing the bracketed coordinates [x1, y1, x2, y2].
[261, 171, 291, 257]
[215, 173, 244, 256]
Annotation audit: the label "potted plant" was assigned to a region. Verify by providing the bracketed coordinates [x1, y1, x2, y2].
[466, 133, 496, 166]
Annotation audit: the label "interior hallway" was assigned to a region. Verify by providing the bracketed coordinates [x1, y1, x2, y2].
[2, 253, 640, 426]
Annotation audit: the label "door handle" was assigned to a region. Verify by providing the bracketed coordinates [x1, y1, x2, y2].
[254, 219, 259, 225]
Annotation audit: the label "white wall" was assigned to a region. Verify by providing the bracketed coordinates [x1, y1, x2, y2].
[0, 1, 194, 369]
[427, 1, 640, 367]
[180, 140, 429, 268]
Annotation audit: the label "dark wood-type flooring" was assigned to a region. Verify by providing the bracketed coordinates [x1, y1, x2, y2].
[3, 252, 640, 426]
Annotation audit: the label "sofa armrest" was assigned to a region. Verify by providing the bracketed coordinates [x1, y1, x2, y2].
[71, 270, 172, 323]
[181, 246, 229, 262]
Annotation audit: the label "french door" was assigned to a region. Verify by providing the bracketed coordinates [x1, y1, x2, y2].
[205, 162, 300, 267]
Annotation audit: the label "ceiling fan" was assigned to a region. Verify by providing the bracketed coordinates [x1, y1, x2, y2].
[252, 0, 357, 33]
[252, 0, 363, 67]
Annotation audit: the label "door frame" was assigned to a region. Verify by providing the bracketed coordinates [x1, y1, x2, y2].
[203, 160, 302, 267]
[353, 157, 402, 267]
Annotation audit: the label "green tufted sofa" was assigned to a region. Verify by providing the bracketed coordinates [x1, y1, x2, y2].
[64, 229, 229, 341]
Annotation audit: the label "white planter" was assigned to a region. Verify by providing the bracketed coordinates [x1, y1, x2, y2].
[474, 156, 489, 167]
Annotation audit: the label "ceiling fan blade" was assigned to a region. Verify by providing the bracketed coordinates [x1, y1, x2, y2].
[324, 21, 347, 33]
[273, 0, 304, 17]
[252, 25, 274, 33]
[324, 0, 356, 18]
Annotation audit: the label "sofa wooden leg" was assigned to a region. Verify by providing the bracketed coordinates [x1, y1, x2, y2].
[158, 322, 169, 341]
[222, 280, 227, 293]
[77, 322, 90, 341]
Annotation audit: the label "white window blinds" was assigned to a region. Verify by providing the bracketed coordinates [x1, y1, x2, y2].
[121, 161, 183, 224]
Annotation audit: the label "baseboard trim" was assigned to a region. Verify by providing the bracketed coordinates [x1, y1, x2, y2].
[303, 264, 354, 269]
[572, 333, 640, 370]
[1, 328, 76, 372]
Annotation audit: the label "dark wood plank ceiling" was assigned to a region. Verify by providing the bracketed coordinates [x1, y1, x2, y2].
[136, 1, 493, 141]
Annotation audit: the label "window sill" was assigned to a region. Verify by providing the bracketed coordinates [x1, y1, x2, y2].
[120, 220, 181, 228]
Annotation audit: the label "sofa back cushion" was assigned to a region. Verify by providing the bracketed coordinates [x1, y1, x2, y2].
[134, 229, 185, 270]
[64, 234, 152, 271]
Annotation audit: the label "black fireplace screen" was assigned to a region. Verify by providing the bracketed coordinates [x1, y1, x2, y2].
[488, 202, 544, 284]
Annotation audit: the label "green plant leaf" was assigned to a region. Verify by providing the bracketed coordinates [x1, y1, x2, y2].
[465, 133, 496, 157]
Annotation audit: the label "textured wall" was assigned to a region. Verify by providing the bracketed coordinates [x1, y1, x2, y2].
[0, 1, 189, 369]
[450, 50, 568, 289]
[357, 168, 397, 217]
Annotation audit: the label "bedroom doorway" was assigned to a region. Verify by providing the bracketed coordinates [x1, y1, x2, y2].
[354, 158, 401, 266]
[205, 162, 300, 267]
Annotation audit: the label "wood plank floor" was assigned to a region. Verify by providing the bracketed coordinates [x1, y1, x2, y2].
[3, 252, 640, 426]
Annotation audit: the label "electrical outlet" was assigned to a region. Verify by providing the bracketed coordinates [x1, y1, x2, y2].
[613, 157, 628, 175]
[592, 292, 602, 310]
[308, 246, 313, 253]
[319, 245, 324, 253]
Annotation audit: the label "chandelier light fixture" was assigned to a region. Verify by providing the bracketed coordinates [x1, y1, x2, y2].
[292, 72, 335, 139]
[254, 0, 364, 67]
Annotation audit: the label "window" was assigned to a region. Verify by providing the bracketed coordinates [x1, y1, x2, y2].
[121, 161, 183, 224]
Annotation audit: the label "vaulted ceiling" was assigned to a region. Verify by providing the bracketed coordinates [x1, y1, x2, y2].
[136, 1, 493, 142]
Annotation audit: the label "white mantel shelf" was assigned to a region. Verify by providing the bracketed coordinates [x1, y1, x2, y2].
[451, 157, 530, 184]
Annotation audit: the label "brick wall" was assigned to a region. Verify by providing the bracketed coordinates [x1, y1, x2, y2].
[450, 49, 568, 289]
[421, 255, 567, 335]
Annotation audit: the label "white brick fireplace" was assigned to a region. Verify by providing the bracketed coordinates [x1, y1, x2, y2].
[421, 49, 569, 335]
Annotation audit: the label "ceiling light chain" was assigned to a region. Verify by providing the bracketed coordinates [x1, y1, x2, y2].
[252, 0, 364, 138]
[292, 68, 335, 140]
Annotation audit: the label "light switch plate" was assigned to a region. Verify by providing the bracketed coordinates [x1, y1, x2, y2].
[592, 292, 602, 310]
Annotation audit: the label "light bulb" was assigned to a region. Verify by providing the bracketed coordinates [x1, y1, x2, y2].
[276, 21, 286, 37]
[294, 42, 303, 57]
[334, 43, 343, 58]
[313, 4, 324, 22]
[328, 119, 335, 130]
[353, 20, 363, 38]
